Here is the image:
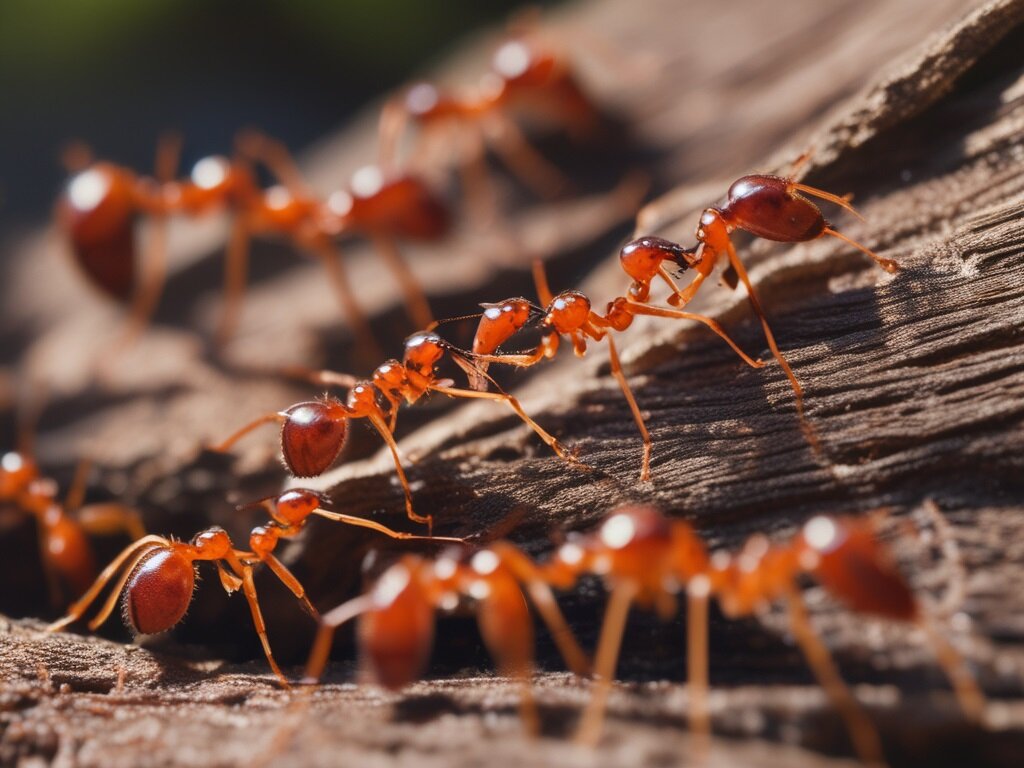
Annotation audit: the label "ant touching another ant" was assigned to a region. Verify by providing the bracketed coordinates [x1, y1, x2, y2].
[624, 165, 899, 437]
[57, 132, 449, 362]
[537, 504, 983, 764]
[213, 329, 586, 534]
[303, 542, 591, 734]
[466, 259, 765, 481]
[47, 489, 461, 685]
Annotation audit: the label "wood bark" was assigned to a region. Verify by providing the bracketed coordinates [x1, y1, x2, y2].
[2, 0, 1024, 766]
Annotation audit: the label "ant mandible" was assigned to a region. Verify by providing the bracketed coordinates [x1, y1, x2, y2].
[622, 166, 899, 434]
[465, 259, 765, 481]
[303, 542, 591, 734]
[1, 448, 145, 606]
[538, 504, 984, 765]
[47, 489, 461, 685]
[57, 133, 449, 362]
[213, 330, 585, 535]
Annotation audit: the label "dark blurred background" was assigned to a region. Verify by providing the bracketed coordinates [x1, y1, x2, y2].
[0, 0, 559, 236]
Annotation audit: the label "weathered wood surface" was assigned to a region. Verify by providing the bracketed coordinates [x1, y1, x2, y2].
[3, 0, 1024, 766]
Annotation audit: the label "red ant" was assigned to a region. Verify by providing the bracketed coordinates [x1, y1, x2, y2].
[536, 504, 984, 764]
[302, 542, 591, 733]
[213, 330, 585, 534]
[378, 31, 598, 222]
[465, 259, 765, 481]
[624, 169, 900, 437]
[1, 449, 145, 606]
[47, 489, 461, 685]
[56, 132, 449, 361]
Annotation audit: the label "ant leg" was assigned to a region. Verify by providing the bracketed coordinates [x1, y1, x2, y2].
[488, 542, 591, 676]
[917, 617, 986, 721]
[486, 115, 571, 199]
[312, 508, 462, 543]
[916, 499, 967, 617]
[367, 413, 433, 533]
[47, 537, 167, 632]
[576, 582, 636, 746]
[430, 384, 583, 467]
[260, 552, 318, 619]
[721, 242, 820, 449]
[476, 582, 540, 735]
[377, 97, 409, 172]
[216, 215, 252, 347]
[235, 131, 312, 199]
[63, 456, 93, 515]
[232, 559, 288, 685]
[824, 228, 899, 274]
[786, 590, 885, 766]
[604, 336, 652, 482]
[370, 234, 434, 329]
[303, 594, 375, 684]
[75, 503, 147, 541]
[789, 182, 864, 221]
[311, 243, 384, 363]
[687, 582, 711, 754]
[531, 258, 554, 306]
[211, 412, 285, 454]
[277, 365, 359, 391]
[623, 299, 765, 369]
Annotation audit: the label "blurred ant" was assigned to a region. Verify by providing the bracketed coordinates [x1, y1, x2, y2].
[56, 132, 449, 361]
[213, 330, 586, 534]
[465, 259, 764, 481]
[624, 164, 900, 438]
[1, 446, 144, 607]
[378, 27, 598, 222]
[539, 504, 983, 764]
[47, 489, 460, 685]
[303, 542, 590, 733]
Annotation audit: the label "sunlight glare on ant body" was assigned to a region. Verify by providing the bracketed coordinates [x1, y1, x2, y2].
[192, 157, 229, 190]
[351, 165, 385, 199]
[804, 515, 841, 552]
[67, 170, 110, 212]
[406, 83, 440, 115]
[265, 186, 293, 211]
[471, 549, 501, 575]
[374, 563, 413, 607]
[493, 40, 532, 79]
[600, 511, 638, 549]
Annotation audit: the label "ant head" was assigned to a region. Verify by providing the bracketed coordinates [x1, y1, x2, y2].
[620, 236, 699, 281]
[547, 291, 591, 334]
[359, 558, 436, 690]
[403, 332, 446, 374]
[122, 546, 196, 636]
[0, 451, 38, 497]
[57, 163, 138, 301]
[272, 489, 323, 525]
[797, 516, 918, 621]
[280, 399, 350, 478]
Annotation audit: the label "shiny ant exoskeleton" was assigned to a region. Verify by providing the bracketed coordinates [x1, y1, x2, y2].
[213, 330, 585, 534]
[1, 448, 145, 605]
[56, 133, 449, 361]
[539, 504, 983, 764]
[465, 259, 765, 481]
[625, 171, 899, 436]
[302, 542, 590, 733]
[47, 489, 461, 685]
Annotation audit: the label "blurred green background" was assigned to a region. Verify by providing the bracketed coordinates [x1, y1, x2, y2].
[0, 0, 559, 230]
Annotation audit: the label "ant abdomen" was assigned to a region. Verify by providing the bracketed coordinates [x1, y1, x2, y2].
[280, 400, 349, 478]
[359, 175, 450, 241]
[57, 165, 139, 300]
[122, 547, 196, 635]
[799, 516, 918, 622]
[724, 175, 827, 243]
[359, 563, 435, 690]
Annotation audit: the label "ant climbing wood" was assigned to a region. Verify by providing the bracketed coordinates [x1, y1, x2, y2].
[213, 331, 587, 535]
[302, 542, 591, 734]
[536, 504, 984, 765]
[56, 133, 449, 362]
[47, 489, 461, 685]
[465, 258, 765, 481]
